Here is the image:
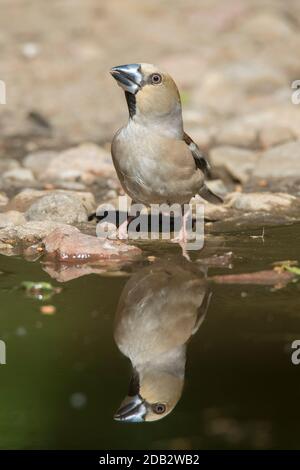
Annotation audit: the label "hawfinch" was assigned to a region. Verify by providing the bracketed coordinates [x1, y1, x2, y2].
[110, 63, 222, 243]
[113, 259, 211, 422]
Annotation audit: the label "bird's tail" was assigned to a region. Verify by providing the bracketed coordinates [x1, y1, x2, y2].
[198, 185, 223, 205]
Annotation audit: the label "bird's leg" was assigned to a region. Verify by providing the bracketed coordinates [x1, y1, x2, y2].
[171, 206, 192, 261]
[108, 208, 139, 240]
[172, 206, 190, 243]
[117, 218, 129, 240]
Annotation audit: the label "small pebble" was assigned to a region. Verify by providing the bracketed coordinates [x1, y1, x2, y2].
[70, 392, 87, 409]
[40, 305, 56, 315]
[21, 42, 40, 59]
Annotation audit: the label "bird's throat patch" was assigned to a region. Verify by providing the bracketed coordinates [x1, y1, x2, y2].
[125, 91, 136, 118]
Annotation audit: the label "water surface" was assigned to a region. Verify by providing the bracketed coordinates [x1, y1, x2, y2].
[0, 224, 300, 449]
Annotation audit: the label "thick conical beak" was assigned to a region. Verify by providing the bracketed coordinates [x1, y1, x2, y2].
[110, 64, 142, 94]
[114, 394, 147, 423]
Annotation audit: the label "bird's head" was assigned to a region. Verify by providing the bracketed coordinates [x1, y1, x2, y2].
[110, 63, 182, 124]
[114, 369, 184, 423]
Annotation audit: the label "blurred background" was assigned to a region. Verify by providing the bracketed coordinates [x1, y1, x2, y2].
[1, 0, 300, 149]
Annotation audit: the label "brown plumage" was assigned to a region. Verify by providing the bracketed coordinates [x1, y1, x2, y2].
[110, 63, 222, 241]
[113, 259, 211, 422]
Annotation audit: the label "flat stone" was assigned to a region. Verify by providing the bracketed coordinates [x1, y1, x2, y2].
[215, 122, 257, 148]
[23, 150, 59, 177]
[259, 126, 295, 149]
[252, 141, 300, 178]
[0, 221, 73, 246]
[210, 146, 259, 183]
[225, 192, 296, 211]
[0, 211, 26, 228]
[25, 192, 89, 224]
[41, 143, 115, 182]
[7, 188, 95, 213]
[0, 159, 20, 173]
[2, 168, 35, 183]
[44, 226, 141, 263]
[205, 179, 231, 198]
[0, 193, 8, 208]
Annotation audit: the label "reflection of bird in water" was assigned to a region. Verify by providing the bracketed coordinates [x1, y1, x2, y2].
[113, 259, 212, 423]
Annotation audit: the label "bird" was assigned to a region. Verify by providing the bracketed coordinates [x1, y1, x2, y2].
[113, 259, 212, 422]
[110, 63, 222, 245]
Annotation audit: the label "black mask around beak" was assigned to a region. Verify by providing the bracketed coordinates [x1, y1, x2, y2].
[114, 394, 147, 423]
[110, 64, 143, 94]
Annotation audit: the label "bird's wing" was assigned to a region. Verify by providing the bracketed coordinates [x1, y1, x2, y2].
[192, 289, 212, 335]
[183, 132, 210, 176]
[183, 133, 223, 204]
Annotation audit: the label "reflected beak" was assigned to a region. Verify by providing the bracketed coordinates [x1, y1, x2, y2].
[114, 394, 147, 423]
[110, 64, 142, 94]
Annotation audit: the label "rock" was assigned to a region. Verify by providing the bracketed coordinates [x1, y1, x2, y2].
[0, 193, 8, 208]
[7, 188, 95, 213]
[252, 141, 300, 178]
[205, 180, 231, 198]
[195, 61, 286, 114]
[42, 262, 106, 282]
[2, 168, 35, 184]
[43, 226, 141, 263]
[238, 12, 295, 41]
[0, 211, 26, 228]
[7, 189, 48, 211]
[21, 42, 41, 59]
[41, 143, 115, 182]
[225, 192, 296, 211]
[215, 122, 257, 148]
[0, 221, 73, 246]
[259, 126, 295, 149]
[0, 159, 20, 173]
[240, 106, 300, 141]
[209, 146, 259, 182]
[192, 194, 231, 222]
[23, 150, 59, 177]
[25, 193, 90, 224]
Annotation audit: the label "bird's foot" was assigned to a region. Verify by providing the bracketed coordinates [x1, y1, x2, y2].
[107, 220, 129, 240]
[171, 232, 191, 262]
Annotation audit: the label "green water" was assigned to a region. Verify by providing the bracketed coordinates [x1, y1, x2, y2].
[0, 224, 300, 450]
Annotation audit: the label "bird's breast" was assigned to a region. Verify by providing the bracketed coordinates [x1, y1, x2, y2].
[111, 125, 202, 205]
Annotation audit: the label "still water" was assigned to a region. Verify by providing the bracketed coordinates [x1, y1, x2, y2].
[0, 224, 300, 449]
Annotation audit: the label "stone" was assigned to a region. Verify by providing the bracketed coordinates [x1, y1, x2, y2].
[0, 211, 26, 228]
[43, 226, 141, 263]
[0, 193, 8, 208]
[2, 168, 35, 184]
[42, 262, 112, 282]
[7, 189, 48, 211]
[205, 180, 231, 198]
[7, 188, 95, 213]
[209, 146, 259, 183]
[215, 122, 257, 148]
[238, 12, 295, 41]
[0, 221, 73, 246]
[41, 143, 115, 182]
[23, 150, 59, 177]
[225, 192, 296, 211]
[259, 126, 295, 149]
[0, 159, 20, 173]
[252, 141, 300, 178]
[25, 192, 89, 224]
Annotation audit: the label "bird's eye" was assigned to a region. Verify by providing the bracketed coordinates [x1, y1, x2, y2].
[152, 403, 166, 414]
[151, 73, 162, 85]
